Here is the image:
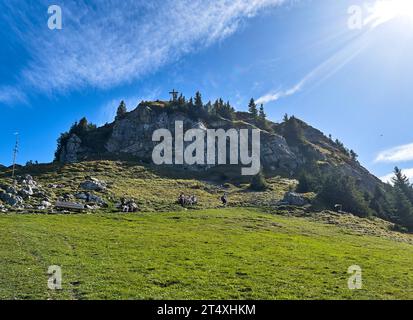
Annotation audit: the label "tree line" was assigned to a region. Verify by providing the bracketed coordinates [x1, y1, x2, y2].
[297, 166, 413, 232]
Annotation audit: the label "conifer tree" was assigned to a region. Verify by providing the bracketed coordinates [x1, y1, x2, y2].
[116, 101, 127, 120]
[248, 98, 258, 118]
[259, 104, 266, 119]
[194, 91, 203, 108]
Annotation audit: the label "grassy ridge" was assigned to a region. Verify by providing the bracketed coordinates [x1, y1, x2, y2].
[0, 208, 412, 300]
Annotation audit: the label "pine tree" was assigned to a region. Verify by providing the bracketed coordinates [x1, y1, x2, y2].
[248, 98, 258, 118]
[393, 187, 413, 231]
[392, 167, 410, 189]
[250, 171, 268, 191]
[283, 113, 289, 122]
[177, 94, 184, 105]
[116, 101, 127, 120]
[259, 104, 266, 119]
[369, 185, 394, 220]
[316, 173, 372, 217]
[391, 166, 413, 212]
[188, 97, 194, 108]
[194, 91, 203, 108]
[283, 117, 304, 145]
[350, 150, 358, 161]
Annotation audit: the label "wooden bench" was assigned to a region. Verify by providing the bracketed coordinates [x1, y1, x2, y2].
[55, 201, 86, 212]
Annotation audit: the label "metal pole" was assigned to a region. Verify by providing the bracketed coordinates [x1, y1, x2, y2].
[11, 133, 19, 179]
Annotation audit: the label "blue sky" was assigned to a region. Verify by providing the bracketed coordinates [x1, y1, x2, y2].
[1, 0, 413, 181]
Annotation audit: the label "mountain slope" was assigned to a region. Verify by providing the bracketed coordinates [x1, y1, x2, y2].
[55, 100, 383, 193]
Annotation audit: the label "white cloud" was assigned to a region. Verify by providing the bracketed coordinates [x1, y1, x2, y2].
[256, 81, 303, 105]
[380, 168, 413, 184]
[0, 0, 286, 101]
[375, 143, 413, 163]
[0, 86, 27, 105]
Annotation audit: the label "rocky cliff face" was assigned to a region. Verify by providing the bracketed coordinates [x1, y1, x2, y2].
[57, 101, 382, 192]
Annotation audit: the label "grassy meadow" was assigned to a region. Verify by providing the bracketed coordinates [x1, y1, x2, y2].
[0, 161, 412, 300]
[0, 207, 412, 300]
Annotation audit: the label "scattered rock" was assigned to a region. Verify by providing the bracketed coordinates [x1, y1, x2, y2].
[280, 192, 309, 207]
[48, 183, 65, 189]
[60, 193, 74, 202]
[0, 191, 24, 207]
[85, 204, 101, 210]
[87, 194, 106, 206]
[37, 201, 52, 210]
[0, 203, 7, 213]
[19, 186, 34, 199]
[6, 186, 18, 195]
[41, 200, 52, 208]
[75, 192, 107, 206]
[79, 178, 106, 192]
[17, 174, 38, 188]
[74, 192, 89, 201]
[32, 190, 48, 200]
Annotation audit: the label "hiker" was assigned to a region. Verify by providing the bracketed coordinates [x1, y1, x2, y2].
[221, 193, 228, 206]
[190, 195, 197, 205]
[178, 193, 186, 207]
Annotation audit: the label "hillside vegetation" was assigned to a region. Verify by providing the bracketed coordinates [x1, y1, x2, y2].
[0, 160, 295, 212]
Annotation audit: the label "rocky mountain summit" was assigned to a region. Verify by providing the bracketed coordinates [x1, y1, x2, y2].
[1, 98, 411, 231]
[56, 100, 382, 193]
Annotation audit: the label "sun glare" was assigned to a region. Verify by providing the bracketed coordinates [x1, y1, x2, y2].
[366, 0, 413, 28]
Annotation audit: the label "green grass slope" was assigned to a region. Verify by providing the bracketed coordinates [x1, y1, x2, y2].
[0, 208, 412, 300]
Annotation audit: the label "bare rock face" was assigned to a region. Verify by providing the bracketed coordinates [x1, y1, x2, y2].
[260, 132, 298, 172]
[57, 103, 300, 175]
[105, 107, 199, 161]
[59, 134, 83, 163]
[104, 106, 299, 173]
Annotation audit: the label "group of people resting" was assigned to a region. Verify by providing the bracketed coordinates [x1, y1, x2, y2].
[177, 194, 198, 207]
[177, 193, 228, 207]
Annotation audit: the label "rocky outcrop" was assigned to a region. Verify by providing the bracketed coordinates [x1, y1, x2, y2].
[55, 101, 384, 194]
[61, 104, 300, 174]
[59, 134, 84, 163]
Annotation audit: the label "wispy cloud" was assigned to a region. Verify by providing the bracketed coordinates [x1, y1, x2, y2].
[375, 143, 413, 163]
[380, 167, 413, 184]
[0, 0, 286, 103]
[256, 29, 373, 106]
[0, 86, 27, 105]
[256, 82, 302, 105]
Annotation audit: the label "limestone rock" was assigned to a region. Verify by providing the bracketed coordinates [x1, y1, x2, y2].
[59, 134, 83, 163]
[281, 192, 309, 206]
[0, 191, 24, 207]
[79, 178, 106, 192]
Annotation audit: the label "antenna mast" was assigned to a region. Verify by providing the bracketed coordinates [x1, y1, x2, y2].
[12, 133, 19, 179]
